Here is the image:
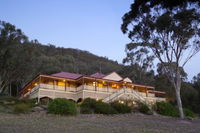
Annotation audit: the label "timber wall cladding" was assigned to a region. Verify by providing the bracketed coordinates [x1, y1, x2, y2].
[83, 91, 109, 99]
[40, 90, 54, 96]
[55, 92, 75, 99]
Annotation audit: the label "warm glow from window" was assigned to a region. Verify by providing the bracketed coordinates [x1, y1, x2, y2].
[58, 82, 65, 86]
[112, 84, 117, 88]
[118, 100, 124, 104]
[93, 82, 96, 86]
[48, 81, 53, 84]
[98, 83, 103, 87]
[34, 83, 38, 86]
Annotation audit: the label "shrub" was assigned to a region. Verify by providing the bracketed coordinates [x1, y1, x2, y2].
[80, 98, 118, 114]
[138, 102, 151, 114]
[155, 102, 178, 117]
[94, 101, 117, 114]
[0, 96, 20, 105]
[80, 98, 97, 114]
[80, 107, 93, 114]
[184, 108, 195, 118]
[81, 98, 96, 108]
[40, 97, 52, 105]
[21, 99, 37, 107]
[48, 98, 77, 115]
[110, 101, 131, 114]
[14, 103, 31, 113]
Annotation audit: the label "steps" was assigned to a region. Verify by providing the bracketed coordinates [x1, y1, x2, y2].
[129, 89, 146, 103]
[103, 88, 146, 104]
[102, 89, 125, 103]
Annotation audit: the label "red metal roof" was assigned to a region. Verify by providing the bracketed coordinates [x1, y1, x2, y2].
[90, 72, 105, 78]
[51, 72, 82, 80]
[20, 71, 158, 94]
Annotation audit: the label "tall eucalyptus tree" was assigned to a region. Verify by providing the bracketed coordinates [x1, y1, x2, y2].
[121, 0, 200, 118]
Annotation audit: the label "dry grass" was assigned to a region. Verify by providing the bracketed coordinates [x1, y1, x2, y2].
[0, 113, 199, 133]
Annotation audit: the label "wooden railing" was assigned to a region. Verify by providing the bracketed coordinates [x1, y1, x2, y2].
[103, 89, 125, 102]
[39, 84, 76, 92]
[31, 84, 164, 100]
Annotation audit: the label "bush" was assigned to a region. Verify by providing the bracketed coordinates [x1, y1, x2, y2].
[81, 98, 96, 108]
[80, 98, 97, 114]
[94, 101, 117, 114]
[155, 102, 178, 117]
[0, 96, 21, 105]
[80, 107, 93, 114]
[21, 99, 37, 107]
[110, 101, 131, 114]
[48, 98, 77, 115]
[80, 98, 131, 115]
[40, 97, 52, 105]
[138, 103, 151, 114]
[184, 108, 195, 118]
[14, 103, 31, 113]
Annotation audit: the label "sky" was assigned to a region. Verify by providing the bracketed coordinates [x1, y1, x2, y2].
[0, 0, 200, 80]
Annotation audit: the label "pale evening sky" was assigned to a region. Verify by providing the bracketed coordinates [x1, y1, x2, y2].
[0, 0, 199, 80]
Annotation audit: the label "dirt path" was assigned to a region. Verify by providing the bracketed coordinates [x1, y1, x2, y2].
[0, 113, 199, 133]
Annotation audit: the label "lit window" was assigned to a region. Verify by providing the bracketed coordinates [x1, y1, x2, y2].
[58, 82, 65, 86]
[98, 83, 103, 87]
[112, 84, 117, 88]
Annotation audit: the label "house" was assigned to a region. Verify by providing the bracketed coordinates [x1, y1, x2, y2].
[20, 71, 166, 104]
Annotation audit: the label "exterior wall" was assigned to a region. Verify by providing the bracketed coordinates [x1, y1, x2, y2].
[83, 90, 111, 100]
[25, 83, 165, 104]
[29, 90, 39, 99]
[147, 93, 155, 97]
[139, 92, 147, 97]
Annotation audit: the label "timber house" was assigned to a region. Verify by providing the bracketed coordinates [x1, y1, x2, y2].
[20, 72, 166, 104]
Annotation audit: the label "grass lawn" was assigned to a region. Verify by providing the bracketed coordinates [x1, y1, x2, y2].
[0, 113, 199, 133]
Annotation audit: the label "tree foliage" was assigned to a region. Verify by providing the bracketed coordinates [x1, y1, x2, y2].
[0, 21, 124, 95]
[119, 65, 155, 86]
[121, 0, 200, 118]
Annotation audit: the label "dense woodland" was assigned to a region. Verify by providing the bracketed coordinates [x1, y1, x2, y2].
[0, 21, 200, 114]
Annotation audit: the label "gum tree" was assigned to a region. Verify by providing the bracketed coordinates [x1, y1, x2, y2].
[0, 21, 27, 94]
[121, 0, 200, 118]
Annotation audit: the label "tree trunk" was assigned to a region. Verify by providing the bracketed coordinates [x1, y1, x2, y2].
[175, 86, 184, 118]
[9, 83, 12, 96]
[175, 69, 184, 119]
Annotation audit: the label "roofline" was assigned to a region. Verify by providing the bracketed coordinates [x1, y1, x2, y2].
[20, 74, 79, 94]
[102, 71, 123, 79]
[20, 74, 40, 94]
[41, 74, 79, 81]
[148, 90, 166, 94]
[82, 76, 121, 83]
[20, 72, 155, 94]
[51, 72, 83, 79]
